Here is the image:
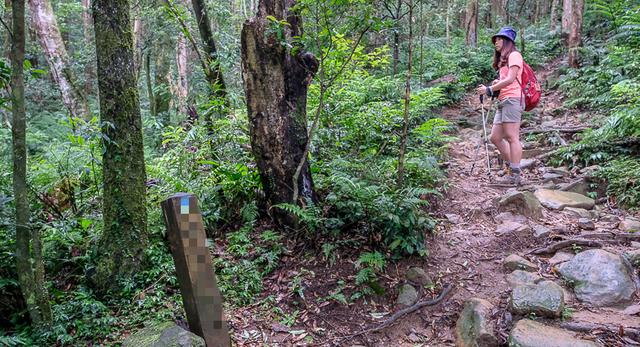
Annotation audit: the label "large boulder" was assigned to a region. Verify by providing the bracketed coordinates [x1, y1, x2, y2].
[509, 319, 600, 347]
[534, 189, 595, 210]
[455, 298, 498, 347]
[122, 321, 205, 347]
[497, 191, 542, 219]
[557, 249, 636, 306]
[509, 281, 565, 318]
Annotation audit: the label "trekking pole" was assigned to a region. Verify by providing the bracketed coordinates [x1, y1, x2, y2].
[480, 95, 492, 177]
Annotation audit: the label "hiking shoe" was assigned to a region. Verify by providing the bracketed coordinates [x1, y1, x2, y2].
[495, 173, 522, 186]
[497, 166, 512, 177]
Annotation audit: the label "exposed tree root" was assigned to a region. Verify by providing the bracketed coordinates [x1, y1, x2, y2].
[337, 284, 454, 344]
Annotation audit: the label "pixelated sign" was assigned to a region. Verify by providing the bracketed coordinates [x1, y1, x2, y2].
[161, 193, 230, 347]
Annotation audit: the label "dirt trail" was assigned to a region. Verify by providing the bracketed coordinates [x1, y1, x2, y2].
[230, 60, 639, 346]
[363, 59, 640, 346]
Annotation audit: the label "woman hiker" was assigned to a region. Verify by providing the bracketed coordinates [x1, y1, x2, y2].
[476, 27, 524, 185]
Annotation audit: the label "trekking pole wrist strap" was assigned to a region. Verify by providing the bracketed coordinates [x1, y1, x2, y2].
[486, 86, 493, 97]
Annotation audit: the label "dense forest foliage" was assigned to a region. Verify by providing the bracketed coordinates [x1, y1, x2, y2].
[0, 0, 639, 345]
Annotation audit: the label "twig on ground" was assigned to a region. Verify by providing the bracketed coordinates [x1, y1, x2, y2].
[337, 284, 454, 343]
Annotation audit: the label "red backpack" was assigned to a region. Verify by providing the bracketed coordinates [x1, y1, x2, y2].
[516, 62, 541, 111]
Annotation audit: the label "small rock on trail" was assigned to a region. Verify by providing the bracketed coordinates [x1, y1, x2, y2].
[619, 217, 640, 232]
[509, 319, 600, 347]
[506, 270, 542, 287]
[396, 284, 418, 307]
[509, 281, 565, 318]
[497, 191, 543, 219]
[455, 298, 498, 347]
[503, 254, 537, 272]
[406, 267, 433, 287]
[495, 221, 531, 236]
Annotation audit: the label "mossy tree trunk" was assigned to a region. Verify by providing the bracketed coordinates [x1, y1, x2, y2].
[92, 0, 148, 294]
[241, 0, 318, 227]
[11, 0, 52, 327]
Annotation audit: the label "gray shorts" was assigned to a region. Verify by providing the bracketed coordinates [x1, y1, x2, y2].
[493, 97, 524, 124]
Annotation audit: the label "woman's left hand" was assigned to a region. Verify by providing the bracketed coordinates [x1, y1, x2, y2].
[476, 84, 487, 96]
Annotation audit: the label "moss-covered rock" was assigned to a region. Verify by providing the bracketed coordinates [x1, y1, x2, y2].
[122, 321, 205, 347]
[455, 298, 498, 347]
[509, 281, 565, 318]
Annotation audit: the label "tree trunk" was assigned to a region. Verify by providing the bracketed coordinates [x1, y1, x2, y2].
[176, 33, 189, 116]
[465, 0, 478, 47]
[133, 10, 143, 75]
[397, 0, 413, 187]
[92, 0, 148, 294]
[241, 0, 317, 226]
[11, 0, 52, 327]
[190, 0, 228, 116]
[550, 0, 558, 31]
[419, 1, 424, 85]
[567, 0, 583, 67]
[392, 29, 399, 77]
[445, 3, 451, 45]
[145, 53, 155, 117]
[153, 45, 171, 124]
[29, 0, 89, 120]
[82, 0, 94, 93]
[490, 0, 501, 26]
[503, 0, 510, 24]
[561, 0, 572, 45]
[2, 0, 11, 60]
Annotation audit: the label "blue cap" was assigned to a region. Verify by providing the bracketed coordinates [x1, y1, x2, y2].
[492, 27, 517, 43]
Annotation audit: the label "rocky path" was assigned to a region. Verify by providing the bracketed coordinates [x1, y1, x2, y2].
[377, 61, 640, 346]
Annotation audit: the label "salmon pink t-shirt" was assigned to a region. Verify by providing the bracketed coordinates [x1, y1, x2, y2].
[498, 51, 523, 101]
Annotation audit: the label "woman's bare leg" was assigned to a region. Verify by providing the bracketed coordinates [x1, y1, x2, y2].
[490, 123, 511, 163]
[502, 122, 522, 165]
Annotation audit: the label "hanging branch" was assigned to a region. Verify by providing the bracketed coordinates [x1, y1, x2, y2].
[0, 17, 12, 40]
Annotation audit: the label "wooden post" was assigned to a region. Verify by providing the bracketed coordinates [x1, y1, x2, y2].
[161, 193, 230, 347]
